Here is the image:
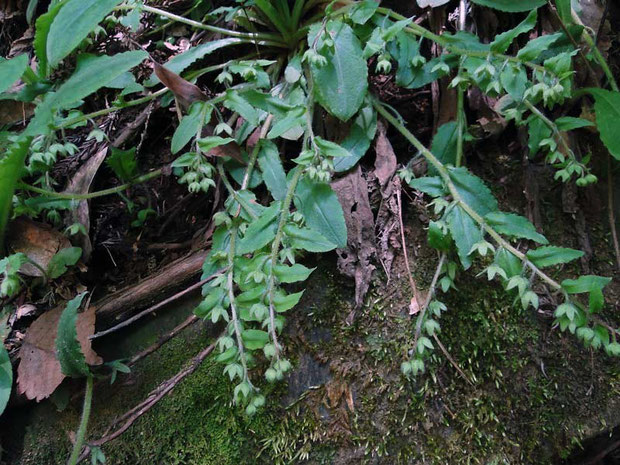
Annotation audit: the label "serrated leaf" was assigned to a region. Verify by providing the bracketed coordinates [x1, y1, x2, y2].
[241, 329, 269, 350]
[47, 247, 82, 279]
[408, 176, 446, 197]
[273, 290, 304, 312]
[490, 10, 537, 53]
[485, 211, 548, 244]
[47, 0, 122, 67]
[526, 246, 584, 268]
[0, 54, 28, 94]
[274, 263, 315, 283]
[257, 140, 287, 201]
[0, 137, 31, 251]
[283, 225, 337, 252]
[471, 0, 545, 12]
[561, 275, 612, 294]
[294, 177, 347, 248]
[33, 0, 64, 77]
[55, 293, 90, 377]
[0, 344, 11, 416]
[449, 167, 498, 216]
[589, 89, 620, 161]
[447, 205, 482, 269]
[494, 248, 522, 278]
[308, 20, 368, 121]
[237, 202, 281, 255]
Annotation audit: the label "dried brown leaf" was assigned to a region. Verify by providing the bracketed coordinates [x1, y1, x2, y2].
[153, 61, 206, 110]
[17, 304, 101, 401]
[374, 121, 397, 190]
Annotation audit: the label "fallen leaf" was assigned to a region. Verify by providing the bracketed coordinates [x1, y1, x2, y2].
[6, 218, 71, 277]
[62, 146, 108, 261]
[374, 121, 397, 190]
[17, 304, 101, 401]
[201, 124, 245, 164]
[8, 304, 37, 327]
[153, 61, 206, 110]
[331, 166, 376, 312]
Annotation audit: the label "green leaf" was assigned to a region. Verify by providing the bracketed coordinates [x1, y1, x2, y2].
[273, 290, 304, 312]
[47, 247, 82, 279]
[47, 0, 122, 67]
[283, 225, 337, 252]
[33, 0, 65, 77]
[349, 0, 379, 24]
[0, 137, 31, 251]
[146, 38, 243, 86]
[171, 103, 209, 155]
[334, 104, 377, 172]
[561, 275, 612, 294]
[500, 65, 528, 101]
[470, 0, 545, 12]
[314, 137, 351, 158]
[427, 221, 451, 251]
[408, 176, 446, 197]
[0, 54, 28, 94]
[517, 32, 564, 62]
[294, 177, 347, 248]
[589, 89, 620, 161]
[490, 10, 537, 53]
[223, 90, 259, 126]
[555, 0, 572, 23]
[242, 329, 270, 350]
[527, 116, 552, 158]
[237, 203, 281, 255]
[55, 293, 90, 377]
[429, 122, 458, 173]
[526, 246, 584, 268]
[485, 212, 548, 244]
[308, 20, 368, 121]
[274, 263, 315, 283]
[106, 147, 137, 181]
[257, 140, 287, 201]
[555, 116, 594, 131]
[0, 344, 11, 416]
[447, 205, 482, 269]
[448, 167, 498, 216]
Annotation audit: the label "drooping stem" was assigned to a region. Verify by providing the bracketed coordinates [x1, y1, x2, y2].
[67, 374, 94, 465]
[216, 163, 259, 220]
[607, 154, 620, 270]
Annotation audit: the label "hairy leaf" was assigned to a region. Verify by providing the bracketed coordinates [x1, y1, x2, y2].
[257, 140, 287, 201]
[447, 205, 482, 269]
[55, 293, 90, 377]
[485, 212, 548, 244]
[470, 0, 545, 12]
[308, 21, 368, 121]
[294, 177, 347, 248]
[449, 167, 498, 216]
[0, 54, 28, 94]
[589, 89, 620, 160]
[0, 344, 11, 416]
[526, 246, 584, 267]
[47, 0, 122, 67]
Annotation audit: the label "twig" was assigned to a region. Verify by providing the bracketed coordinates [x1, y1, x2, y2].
[76, 336, 220, 463]
[395, 185, 421, 314]
[433, 334, 473, 386]
[412, 253, 446, 350]
[607, 153, 620, 270]
[90, 270, 223, 340]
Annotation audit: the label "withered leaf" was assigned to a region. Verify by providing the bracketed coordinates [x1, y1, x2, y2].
[153, 61, 206, 110]
[374, 121, 397, 190]
[17, 304, 101, 401]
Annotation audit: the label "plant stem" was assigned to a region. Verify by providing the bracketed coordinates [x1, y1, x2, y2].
[19, 169, 163, 200]
[216, 163, 259, 220]
[373, 99, 563, 291]
[412, 253, 446, 352]
[456, 86, 465, 168]
[67, 375, 93, 465]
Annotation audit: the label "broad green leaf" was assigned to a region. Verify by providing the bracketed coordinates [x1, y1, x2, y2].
[257, 141, 287, 201]
[242, 329, 270, 350]
[334, 104, 377, 172]
[470, 0, 545, 12]
[555, 0, 572, 23]
[447, 205, 482, 269]
[273, 290, 304, 312]
[47, 247, 82, 279]
[171, 103, 209, 154]
[527, 116, 551, 157]
[223, 90, 259, 126]
[561, 275, 612, 294]
[408, 176, 446, 197]
[490, 10, 537, 53]
[274, 263, 315, 283]
[429, 122, 458, 173]
[427, 221, 451, 251]
[0, 137, 31, 252]
[0, 54, 28, 94]
[526, 246, 584, 268]
[47, 0, 122, 67]
[517, 32, 564, 62]
[448, 167, 498, 216]
[589, 89, 620, 161]
[197, 136, 234, 152]
[106, 147, 137, 181]
[194, 287, 224, 318]
[237, 203, 281, 255]
[485, 211, 548, 244]
[0, 344, 11, 416]
[146, 38, 243, 86]
[55, 293, 90, 377]
[500, 65, 528, 101]
[494, 248, 522, 278]
[349, 0, 379, 24]
[314, 137, 351, 158]
[294, 177, 347, 248]
[555, 116, 594, 131]
[308, 21, 368, 121]
[33, 0, 65, 77]
[267, 106, 305, 140]
[283, 225, 337, 252]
